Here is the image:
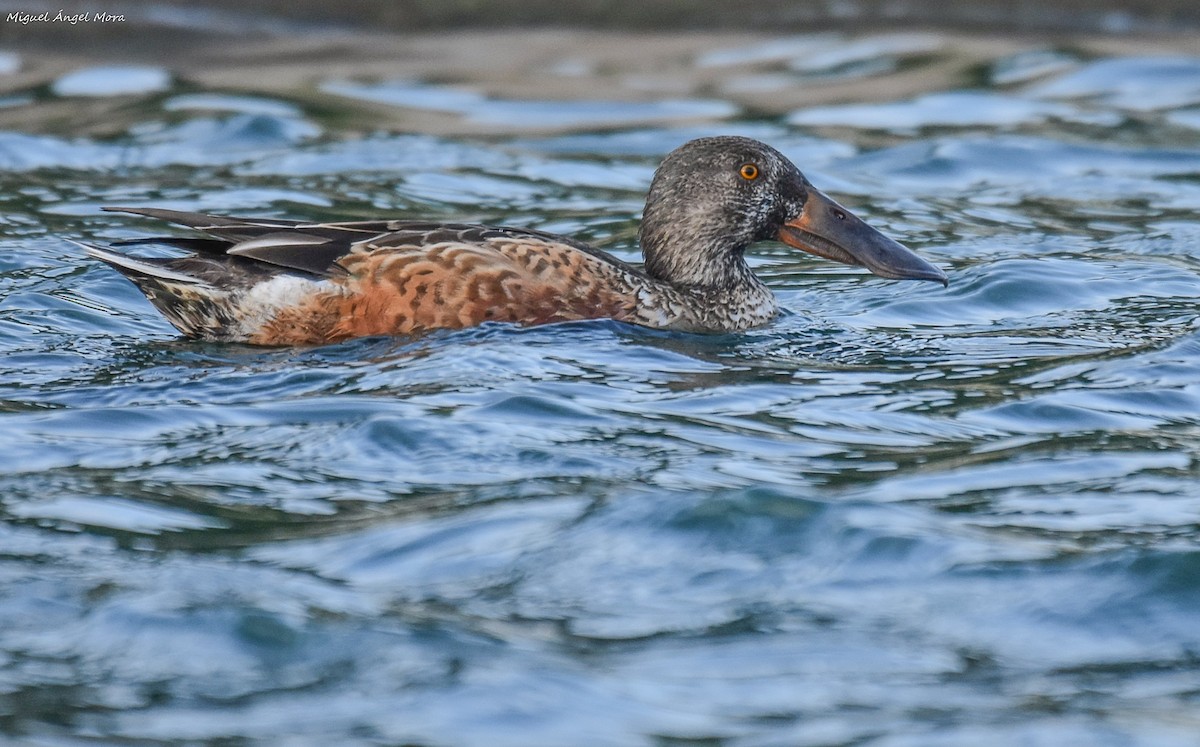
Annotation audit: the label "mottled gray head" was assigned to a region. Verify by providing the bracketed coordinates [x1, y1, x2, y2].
[640, 136, 805, 287]
[639, 136, 946, 288]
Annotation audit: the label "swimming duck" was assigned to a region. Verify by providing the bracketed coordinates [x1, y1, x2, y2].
[81, 136, 945, 345]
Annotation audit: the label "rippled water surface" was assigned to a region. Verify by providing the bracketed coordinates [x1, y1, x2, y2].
[3, 30, 1200, 746]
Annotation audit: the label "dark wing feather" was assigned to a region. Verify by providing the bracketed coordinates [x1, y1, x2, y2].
[103, 208, 639, 280]
[103, 207, 305, 238]
[225, 232, 351, 276]
[105, 207, 358, 277]
[113, 236, 233, 254]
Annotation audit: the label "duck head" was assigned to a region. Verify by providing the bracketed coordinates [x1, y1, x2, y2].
[639, 136, 947, 288]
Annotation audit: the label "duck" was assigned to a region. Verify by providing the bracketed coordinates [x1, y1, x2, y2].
[80, 136, 946, 346]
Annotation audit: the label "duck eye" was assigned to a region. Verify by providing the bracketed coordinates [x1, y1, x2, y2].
[739, 163, 760, 181]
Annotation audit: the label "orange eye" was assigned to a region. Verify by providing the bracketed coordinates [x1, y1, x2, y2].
[739, 163, 760, 180]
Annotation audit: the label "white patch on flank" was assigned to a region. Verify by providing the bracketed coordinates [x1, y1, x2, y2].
[233, 274, 329, 338]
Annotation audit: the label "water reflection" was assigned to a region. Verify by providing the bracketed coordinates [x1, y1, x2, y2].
[52, 65, 171, 97]
[322, 79, 739, 129]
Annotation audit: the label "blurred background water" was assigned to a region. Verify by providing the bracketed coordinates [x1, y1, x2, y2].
[1, 3, 1200, 745]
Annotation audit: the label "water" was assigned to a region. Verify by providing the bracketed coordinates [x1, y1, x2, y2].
[2, 31, 1200, 746]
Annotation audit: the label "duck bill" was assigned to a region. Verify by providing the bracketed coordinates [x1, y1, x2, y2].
[778, 189, 947, 286]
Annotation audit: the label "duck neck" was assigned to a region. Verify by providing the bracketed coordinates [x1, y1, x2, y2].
[636, 226, 776, 331]
[640, 220, 761, 292]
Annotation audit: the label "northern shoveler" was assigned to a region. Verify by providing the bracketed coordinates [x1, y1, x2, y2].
[81, 136, 946, 345]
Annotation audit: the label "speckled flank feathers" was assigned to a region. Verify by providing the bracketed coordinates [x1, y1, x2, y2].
[255, 234, 648, 345]
[82, 137, 945, 345]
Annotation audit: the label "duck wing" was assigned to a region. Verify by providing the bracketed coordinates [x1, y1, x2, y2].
[101, 207, 637, 278]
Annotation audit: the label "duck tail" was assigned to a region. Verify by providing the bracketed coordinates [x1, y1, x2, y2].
[73, 239, 210, 286]
[74, 239, 239, 340]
